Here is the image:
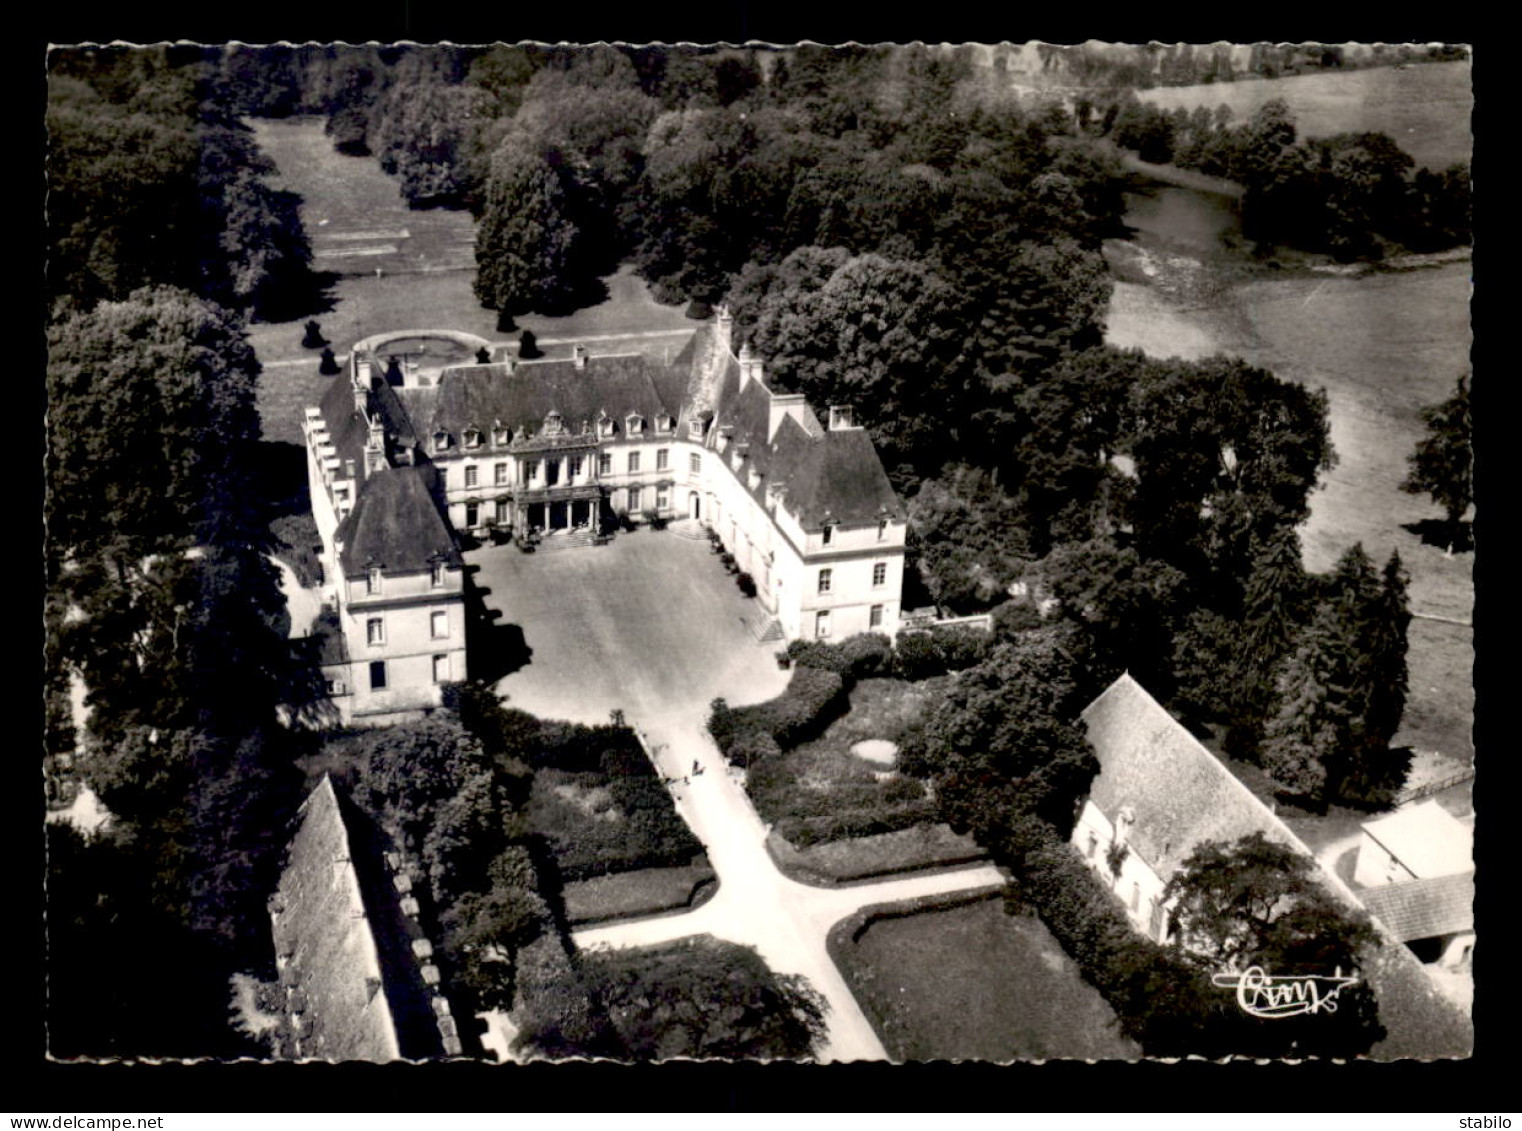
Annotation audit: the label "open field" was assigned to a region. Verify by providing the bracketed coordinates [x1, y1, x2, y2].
[832, 892, 1140, 1061]
[1138, 60, 1472, 171]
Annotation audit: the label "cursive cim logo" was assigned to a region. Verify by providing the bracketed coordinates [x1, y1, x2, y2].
[1211, 966, 1360, 1019]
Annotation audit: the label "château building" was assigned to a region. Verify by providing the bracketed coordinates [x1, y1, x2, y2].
[303, 310, 907, 723]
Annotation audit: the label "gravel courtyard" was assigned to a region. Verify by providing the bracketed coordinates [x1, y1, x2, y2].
[466, 529, 792, 728]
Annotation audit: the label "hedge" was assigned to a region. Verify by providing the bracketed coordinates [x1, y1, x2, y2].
[709, 666, 848, 764]
[784, 633, 894, 681]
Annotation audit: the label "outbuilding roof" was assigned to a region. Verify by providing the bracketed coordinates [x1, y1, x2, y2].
[1359, 872, 1475, 943]
[1360, 801, 1474, 879]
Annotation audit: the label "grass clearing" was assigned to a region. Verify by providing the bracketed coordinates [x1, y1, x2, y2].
[831, 891, 1140, 1061]
[561, 863, 717, 927]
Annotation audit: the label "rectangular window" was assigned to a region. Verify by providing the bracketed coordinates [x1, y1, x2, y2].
[689, 420, 702, 439]
[431, 561, 446, 588]
[598, 452, 613, 475]
[494, 462, 508, 486]
[369, 661, 387, 690]
[870, 604, 884, 628]
[525, 459, 539, 483]
[656, 486, 669, 510]
[872, 561, 887, 587]
[656, 448, 669, 471]
[628, 451, 641, 473]
[815, 610, 831, 639]
[465, 502, 479, 527]
[690, 452, 701, 475]
[495, 499, 511, 524]
[438, 466, 448, 489]
[821, 525, 833, 546]
[570, 456, 584, 479]
[366, 616, 384, 645]
[628, 486, 642, 511]
[431, 610, 448, 639]
[366, 566, 382, 595]
[878, 519, 888, 542]
[818, 568, 832, 594]
[433, 654, 450, 683]
[464, 464, 478, 488]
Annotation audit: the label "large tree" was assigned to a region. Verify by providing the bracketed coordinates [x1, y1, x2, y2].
[474, 149, 590, 316]
[1402, 373, 1473, 552]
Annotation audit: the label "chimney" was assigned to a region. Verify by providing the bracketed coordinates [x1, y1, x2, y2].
[572, 344, 588, 370]
[738, 342, 763, 387]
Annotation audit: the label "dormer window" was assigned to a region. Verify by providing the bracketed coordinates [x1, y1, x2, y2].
[689, 419, 703, 439]
[366, 566, 382, 595]
[821, 523, 835, 546]
[544, 411, 563, 436]
[657, 414, 674, 434]
[626, 413, 644, 435]
[433, 431, 449, 453]
[599, 415, 615, 438]
[464, 428, 483, 450]
[877, 519, 888, 542]
[431, 560, 446, 588]
[492, 423, 509, 446]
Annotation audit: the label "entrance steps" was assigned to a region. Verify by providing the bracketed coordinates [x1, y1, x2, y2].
[536, 527, 597, 553]
[741, 605, 785, 643]
[666, 518, 710, 541]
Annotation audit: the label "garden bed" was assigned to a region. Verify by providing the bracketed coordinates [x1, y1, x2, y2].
[766, 824, 985, 886]
[561, 861, 718, 927]
[743, 677, 953, 849]
[828, 889, 1141, 1062]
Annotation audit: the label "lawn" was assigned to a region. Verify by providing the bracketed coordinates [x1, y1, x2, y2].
[831, 891, 1140, 1062]
[745, 678, 950, 850]
[244, 116, 698, 446]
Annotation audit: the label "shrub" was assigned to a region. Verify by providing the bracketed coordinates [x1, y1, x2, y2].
[838, 632, 895, 680]
[933, 625, 992, 671]
[708, 698, 736, 750]
[518, 329, 542, 359]
[642, 507, 667, 530]
[728, 730, 782, 770]
[993, 600, 1045, 638]
[892, 631, 946, 680]
[768, 667, 848, 748]
[318, 347, 340, 375]
[778, 802, 938, 848]
[736, 571, 757, 597]
[301, 320, 326, 349]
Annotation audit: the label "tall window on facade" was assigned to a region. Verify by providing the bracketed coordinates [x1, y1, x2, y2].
[877, 519, 888, 541]
[366, 566, 382, 595]
[465, 502, 479, 527]
[439, 466, 448, 489]
[690, 452, 701, 475]
[870, 604, 884, 628]
[656, 448, 669, 471]
[818, 568, 832, 594]
[821, 525, 833, 546]
[366, 617, 385, 645]
[431, 610, 448, 639]
[628, 451, 641, 473]
[570, 456, 584, 479]
[598, 452, 613, 475]
[433, 654, 449, 683]
[525, 459, 539, 482]
[656, 486, 669, 510]
[369, 661, 387, 690]
[465, 465, 479, 488]
[815, 610, 831, 638]
[872, 561, 887, 587]
[628, 486, 642, 511]
[431, 561, 446, 588]
[494, 462, 508, 486]
[495, 499, 511, 524]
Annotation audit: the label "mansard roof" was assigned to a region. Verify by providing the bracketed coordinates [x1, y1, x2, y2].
[424, 356, 677, 443]
[335, 464, 459, 578]
[318, 369, 418, 470]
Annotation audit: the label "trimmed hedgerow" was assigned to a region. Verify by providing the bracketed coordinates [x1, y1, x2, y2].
[784, 633, 895, 681]
[709, 667, 849, 765]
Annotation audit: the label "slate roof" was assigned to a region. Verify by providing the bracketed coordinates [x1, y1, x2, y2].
[269, 776, 401, 1062]
[1080, 673, 1474, 1058]
[1081, 672, 1304, 881]
[423, 356, 677, 442]
[334, 465, 460, 578]
[1359, 872, 1475, 943]
[318, 369, 419, 469]
[1360, 801, 1474, 879]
